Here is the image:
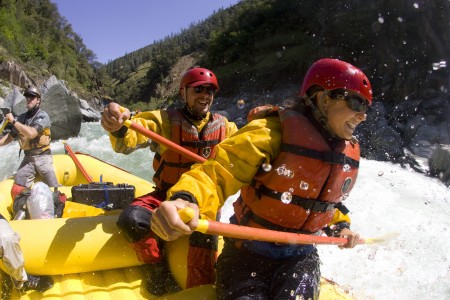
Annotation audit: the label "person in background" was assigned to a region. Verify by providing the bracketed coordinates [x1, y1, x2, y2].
[151, 58, 372, 299]
[101, 67, 238, 295]
[0, 86, 59, 219]
[0, 213, 54, 294]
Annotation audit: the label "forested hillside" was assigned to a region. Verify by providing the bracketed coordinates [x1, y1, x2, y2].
[1, 0, 449, 110]
[104, 0, 450, 111]
[0, 0, 112, 98]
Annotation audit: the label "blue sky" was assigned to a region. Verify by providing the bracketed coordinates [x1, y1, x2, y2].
[51, 1, 241, 64]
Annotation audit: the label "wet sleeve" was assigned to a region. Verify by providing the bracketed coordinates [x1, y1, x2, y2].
[109, 110, 166, 154]
[167, 118, 282, 221]
[226, 119, 238, 137]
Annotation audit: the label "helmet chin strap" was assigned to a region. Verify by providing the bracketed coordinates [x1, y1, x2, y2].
[306, 91, 338, 139]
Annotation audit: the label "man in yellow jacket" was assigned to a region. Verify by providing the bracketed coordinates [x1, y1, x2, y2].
[151, 58, 371, 299]
[101, 67, 237, 295]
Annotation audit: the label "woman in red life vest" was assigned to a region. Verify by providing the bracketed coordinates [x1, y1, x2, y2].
[151, 58, 372, 299]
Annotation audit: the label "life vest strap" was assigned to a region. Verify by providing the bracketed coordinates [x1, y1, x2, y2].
[281, 143, 359, 168]
[258, 184, 337, 213]
[154, 152, 195, 168]
[181, 139, 219, 148]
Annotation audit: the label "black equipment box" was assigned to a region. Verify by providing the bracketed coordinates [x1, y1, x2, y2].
[71, 182, 135, 210]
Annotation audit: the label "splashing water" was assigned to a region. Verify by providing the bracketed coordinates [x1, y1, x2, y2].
[276, 164, 294, 178]
[281, 192, 292, 204]
[299, 181, 309, 190]
[262, 163, 272, 172]
[0, 122, 155, 182]
[237, 99, 245, 109]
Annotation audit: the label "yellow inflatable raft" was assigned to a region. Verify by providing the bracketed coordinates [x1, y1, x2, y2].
[0, 153, 354, 299]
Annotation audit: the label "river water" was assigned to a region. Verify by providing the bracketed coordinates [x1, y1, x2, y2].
[0, 122, 154, 182]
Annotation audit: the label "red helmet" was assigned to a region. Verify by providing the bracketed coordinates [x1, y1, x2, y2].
[299, 58, 372, 105]
[180, 67, 219, 91]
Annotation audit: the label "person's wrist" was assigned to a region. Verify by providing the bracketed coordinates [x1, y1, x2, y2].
[110, 125, 128, 137]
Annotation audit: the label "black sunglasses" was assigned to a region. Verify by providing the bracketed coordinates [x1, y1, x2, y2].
[328, 89, 368, 113]
[190, 85, 217, 95]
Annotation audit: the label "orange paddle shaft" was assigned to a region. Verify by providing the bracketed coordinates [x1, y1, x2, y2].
[63, 142, 93, 183]
[119, 107, 206, 163]
[179, 208, 366, 246]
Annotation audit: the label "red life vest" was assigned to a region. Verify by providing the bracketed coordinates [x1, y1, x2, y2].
[153, 109, 227, 191]
[236, 107, 360, 233]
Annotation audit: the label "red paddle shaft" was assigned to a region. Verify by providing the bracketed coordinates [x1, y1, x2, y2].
[122, 116, 206, 164]
[63, 142, 93, 183]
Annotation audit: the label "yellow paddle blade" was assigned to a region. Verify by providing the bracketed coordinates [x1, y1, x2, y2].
[364, 232, 400, 244]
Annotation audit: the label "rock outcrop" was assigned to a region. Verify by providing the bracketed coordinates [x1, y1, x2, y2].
[0, 61, 33, 88]
[429, 145, 450, 186]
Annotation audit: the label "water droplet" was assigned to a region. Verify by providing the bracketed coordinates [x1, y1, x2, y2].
[292, 273, 298, 278]
[276, 164, 294, 178]
[229, 164, 234, 168]
[378, 16, 384, 23]
[237, 99, 245, 109]
[276, 164, 286, 175]
[251, 272, 257, 277]
[378, 171, 384, 176]
[299, 181, 309, 190]
[305, 209, 311, 214]
[413, 3, 419, 8]
[343, 164, 351, 172]
[262, 163, 272, 172]
[340, 193, 349, 201]
[281, 192, 292, 204]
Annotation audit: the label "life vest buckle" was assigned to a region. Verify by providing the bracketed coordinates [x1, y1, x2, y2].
[305, 200, 336, 212]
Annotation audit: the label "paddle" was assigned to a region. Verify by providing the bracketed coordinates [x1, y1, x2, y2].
[0, 107, 11, 135]
[0, 119, 8, 135]
[178, 207, 393, 246]
[63, 142, 93, 183]
[118, 106, 206, 163]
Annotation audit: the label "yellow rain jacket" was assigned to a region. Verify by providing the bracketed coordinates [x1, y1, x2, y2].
[167, 115, 351, 226]
[110, 110, 238, 156]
